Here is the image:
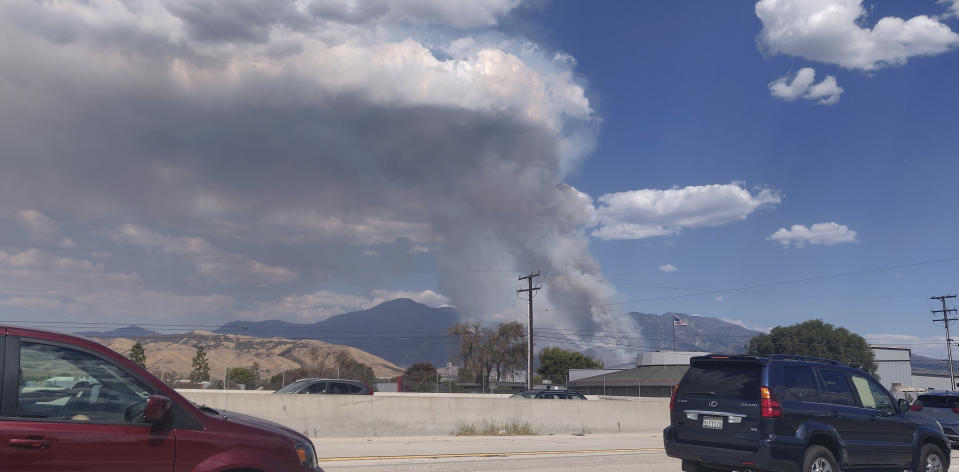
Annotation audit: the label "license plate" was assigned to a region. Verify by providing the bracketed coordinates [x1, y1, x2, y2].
[702, 416, 723, 430]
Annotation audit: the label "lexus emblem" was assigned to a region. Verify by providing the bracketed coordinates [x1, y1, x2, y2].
[708, 400, 718, 407]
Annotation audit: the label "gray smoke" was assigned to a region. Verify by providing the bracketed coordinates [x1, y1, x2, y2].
[0, 0, 641, 363]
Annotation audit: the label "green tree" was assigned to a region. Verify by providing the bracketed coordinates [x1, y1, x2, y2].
[250, 360, 261, 386]
[449, 321, 527, 387]
[331, 352, 377, 386]
[129, 342, 147, 369]
[227, 367, 257, 389]
[536, 347, 604, 384]
[265, 352, 377, 389]
[747, 319, 877, 375]
[189, 346, 211, 383]
[402, 362, 438, 392]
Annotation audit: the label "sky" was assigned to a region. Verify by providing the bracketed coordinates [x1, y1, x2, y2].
[0, 0, 958, 360]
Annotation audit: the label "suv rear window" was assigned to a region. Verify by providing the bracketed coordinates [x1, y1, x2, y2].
[916, 395, 959, 409]
[678, 363, 761, 400]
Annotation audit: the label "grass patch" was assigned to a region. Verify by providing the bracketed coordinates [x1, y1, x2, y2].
[453, 421, 536, 436]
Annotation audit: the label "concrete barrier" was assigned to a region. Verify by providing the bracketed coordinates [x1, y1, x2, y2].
[177, 390, 670, 438]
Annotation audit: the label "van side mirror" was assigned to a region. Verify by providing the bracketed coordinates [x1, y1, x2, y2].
[144, 395, 173, 424]
[898, 399, 910, 413]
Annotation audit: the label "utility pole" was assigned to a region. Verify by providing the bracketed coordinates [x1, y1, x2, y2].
[518, 272, 541, 391]
[931, 294, 958, 390]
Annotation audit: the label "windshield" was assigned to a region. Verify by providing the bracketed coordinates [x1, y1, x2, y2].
[275, 380, 311, 394]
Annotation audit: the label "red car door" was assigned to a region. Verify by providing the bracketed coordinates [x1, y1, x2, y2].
[1, 420, 175, 471]
[0, 336, 175, 471]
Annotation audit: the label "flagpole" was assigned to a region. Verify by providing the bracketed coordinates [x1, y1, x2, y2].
[672, 316, 676, 350]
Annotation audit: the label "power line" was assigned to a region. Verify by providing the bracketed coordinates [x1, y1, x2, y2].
[553, 256, 959, 311]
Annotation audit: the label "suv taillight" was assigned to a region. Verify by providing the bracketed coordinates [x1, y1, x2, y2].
[669, 384, 678, 411]
[910, 403, 923, 412]
[951, 407, 959, 414]
[760, 386, 782, 418]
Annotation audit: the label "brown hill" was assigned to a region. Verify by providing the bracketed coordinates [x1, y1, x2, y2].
[95, 331, 403, 382]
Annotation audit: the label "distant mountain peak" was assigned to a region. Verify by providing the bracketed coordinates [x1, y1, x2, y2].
[77, 325, 157, 338]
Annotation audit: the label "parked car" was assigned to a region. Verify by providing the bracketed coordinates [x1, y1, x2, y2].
[909, 391, 959, 446]
[275, 378, 374, 395]
[0, 325, 322, 472]
[510, 389, 586, 399]
[664, 354, 949, 472]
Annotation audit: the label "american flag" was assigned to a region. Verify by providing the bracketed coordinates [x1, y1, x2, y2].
[673, 315, 688, 326]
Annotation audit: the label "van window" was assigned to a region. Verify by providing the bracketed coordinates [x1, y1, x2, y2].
[16, 341, 152, 424]
[678, 364, 761, 400]
[818, 369, 856, 406]
[782, 366, 820, 402]
[850, 374, 895, 413]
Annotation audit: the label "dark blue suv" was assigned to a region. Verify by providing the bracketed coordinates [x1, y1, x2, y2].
[663, 354, 950, 472]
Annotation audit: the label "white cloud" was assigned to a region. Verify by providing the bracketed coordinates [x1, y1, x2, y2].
[944, 0, 959, 18]
[16, 210, 76, 247]
[369, 289, 451, 308]
[592, 183, 782, 240]
[658, 264, 678, 273]
[0, 296, 63, 310]
[108, 224, 298, 285]
[769, 222, 859, 247]
[756, 0, 959, 71]
[408, 245, 431, 255]
[361, 249, 379, 257]
[714, 296, 724, 302]
[721, 317, 771, 333]
[305, 0, 521, 29]
[245, 288, 450, 321]
[865, 333, 946, 359]
[65, 290, 234, 321]
[769, 67, 843, 105]
[260, 211, 436, 246]
[0, 248, 233, 320]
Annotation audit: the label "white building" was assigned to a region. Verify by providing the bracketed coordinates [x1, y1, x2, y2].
[871, 345, 912, 389]
[636, 350, 710, 367]
[869, 345, 955, 396]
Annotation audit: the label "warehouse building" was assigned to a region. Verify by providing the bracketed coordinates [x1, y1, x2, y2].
[566, 350, 706, 397]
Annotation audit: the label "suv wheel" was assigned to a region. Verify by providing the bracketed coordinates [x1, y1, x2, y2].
[919, 444, 946, 472]
[803, 445, 837, 472]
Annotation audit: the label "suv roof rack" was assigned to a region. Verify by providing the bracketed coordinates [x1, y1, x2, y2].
[769, 354, 840, 365]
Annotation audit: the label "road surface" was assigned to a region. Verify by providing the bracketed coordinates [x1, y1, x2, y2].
[314, 433, 959, 471]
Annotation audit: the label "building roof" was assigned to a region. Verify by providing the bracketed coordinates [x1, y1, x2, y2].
[912, 368, 954, 378]
[567, 365, 689, 388]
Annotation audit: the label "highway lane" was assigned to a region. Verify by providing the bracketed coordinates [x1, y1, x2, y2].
[315, 433, 675, 471]
[315, 433, 959, 471]
[319, 449, 675, 471]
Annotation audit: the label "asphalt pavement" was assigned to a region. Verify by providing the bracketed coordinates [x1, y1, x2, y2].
[315, 433, 681, 471]
[314, 433, 959, 471]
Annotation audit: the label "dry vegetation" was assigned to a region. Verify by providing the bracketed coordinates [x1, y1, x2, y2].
[95, 331, 404, 383]
[453, 421, 536, 436]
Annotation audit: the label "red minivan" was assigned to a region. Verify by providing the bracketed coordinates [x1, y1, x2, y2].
[0, 325, 323, 471]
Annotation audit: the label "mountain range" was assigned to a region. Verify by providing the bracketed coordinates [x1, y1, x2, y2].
[215, 298, 459, 367]
[80, 299, 763, 368]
